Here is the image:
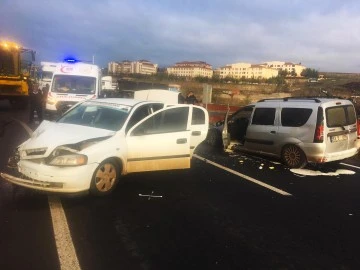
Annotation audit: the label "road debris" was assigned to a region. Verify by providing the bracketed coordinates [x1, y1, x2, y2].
[291, 168, 356, 177]
[138, 191, 163, 200]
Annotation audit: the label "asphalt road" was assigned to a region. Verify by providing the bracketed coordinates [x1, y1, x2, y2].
[1, 100, 360, 270]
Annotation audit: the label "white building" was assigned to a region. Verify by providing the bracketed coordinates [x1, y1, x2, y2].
[263, 61, 306, 77]
[217, 62, 278, 79]
[167, 61, 213, 78]
[216, 61, 307, 79]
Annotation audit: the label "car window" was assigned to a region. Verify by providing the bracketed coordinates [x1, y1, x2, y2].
[191, 107, 205, 125]
[251, 108, 276, 125]
[326, 105, 356, 127]
[125, 104, 164, 133]
[281, 108, 312, 127]
[230, 106, 252, 120]
[131, 107, 189, 136]
[346, 105, 357, 125]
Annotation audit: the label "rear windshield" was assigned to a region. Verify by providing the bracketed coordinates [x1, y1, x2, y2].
[326, 105, 356, 127]
[281, 108, 313, 127]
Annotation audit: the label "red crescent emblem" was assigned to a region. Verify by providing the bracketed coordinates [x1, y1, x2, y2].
[60, 66, 73, 73]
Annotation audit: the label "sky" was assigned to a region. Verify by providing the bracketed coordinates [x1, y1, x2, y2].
[1, 0, 360, 73]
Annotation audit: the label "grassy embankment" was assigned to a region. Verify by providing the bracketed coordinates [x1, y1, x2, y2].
[175, 72, 360, 106]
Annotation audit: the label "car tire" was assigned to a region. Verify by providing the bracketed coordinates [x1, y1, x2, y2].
[281, 145, 307, 169]
[206, 129, 222, 147]
[90, 159, 121, 196]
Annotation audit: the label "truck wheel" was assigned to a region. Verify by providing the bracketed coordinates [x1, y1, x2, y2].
[90, 159, 120, 196]
[281, 145, 307, 168]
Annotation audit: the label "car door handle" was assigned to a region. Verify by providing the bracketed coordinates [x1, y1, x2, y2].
[270, 131, 276, 134]
[191, 131, 201, 136]
[177, 138, 187, 144]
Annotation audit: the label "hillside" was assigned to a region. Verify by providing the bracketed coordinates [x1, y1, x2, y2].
[174, 73, 360, 106]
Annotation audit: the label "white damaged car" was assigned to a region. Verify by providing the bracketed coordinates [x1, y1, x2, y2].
[1, 97, 209, 196]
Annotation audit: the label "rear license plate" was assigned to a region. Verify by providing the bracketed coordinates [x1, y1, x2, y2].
[331, 134, 347, 142]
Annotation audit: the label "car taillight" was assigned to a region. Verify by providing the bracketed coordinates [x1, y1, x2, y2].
[314, 107, 324, 143]
[357, 118, 360, 138]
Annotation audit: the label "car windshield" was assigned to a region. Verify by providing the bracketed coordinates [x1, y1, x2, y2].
[52, 75, 96, 94]
[57, 101, 132, 131]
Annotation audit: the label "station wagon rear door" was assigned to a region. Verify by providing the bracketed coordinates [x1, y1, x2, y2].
[125, 105, 206, 173]
[325, 103, 357, 154]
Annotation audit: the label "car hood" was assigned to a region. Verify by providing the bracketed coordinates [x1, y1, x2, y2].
[20, 120, 115, 155]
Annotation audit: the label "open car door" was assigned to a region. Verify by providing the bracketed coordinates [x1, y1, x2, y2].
[189, 106, 209, 156]
[126, 105, 208, 173]
[222, 106, 231, 149]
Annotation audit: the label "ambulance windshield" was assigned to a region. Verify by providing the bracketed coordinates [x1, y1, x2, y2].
[52, 75, 96, 95]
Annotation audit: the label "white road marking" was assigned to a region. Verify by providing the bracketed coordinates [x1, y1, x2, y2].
[340, 162, 360, 170]
[48, 196, 81, 270]
[12, 119, 80, 269]
[193, 154, 292, 196]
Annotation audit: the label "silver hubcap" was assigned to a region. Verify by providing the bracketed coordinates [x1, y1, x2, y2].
[95, 163, 117, 192]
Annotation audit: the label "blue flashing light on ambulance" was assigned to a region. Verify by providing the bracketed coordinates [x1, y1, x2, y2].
[45, 59, 102, 118]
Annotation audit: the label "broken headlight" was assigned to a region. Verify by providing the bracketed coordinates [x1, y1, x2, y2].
[47, 146, 87, 166]
[7, 148, 20, 169]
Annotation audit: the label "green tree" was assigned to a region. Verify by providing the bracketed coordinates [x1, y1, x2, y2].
[301, 68, 318, 78]
[212, 73, 221, 83]
[278, 69, 288, 77]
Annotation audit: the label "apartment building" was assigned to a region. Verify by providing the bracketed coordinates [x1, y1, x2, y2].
[217, 62, 279, 79]
[217, 61, 306, 79]
[263, 61, 306, 77]
[108, 60, 158, 75]
[167, 61, 213, 78]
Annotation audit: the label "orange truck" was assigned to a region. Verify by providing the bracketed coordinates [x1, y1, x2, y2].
[0, 40, 36, 108]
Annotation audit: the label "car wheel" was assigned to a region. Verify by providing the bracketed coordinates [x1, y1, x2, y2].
[90, 159, 120, 196]
[281, 145, 307, 168]
[206, 129, 222, 147]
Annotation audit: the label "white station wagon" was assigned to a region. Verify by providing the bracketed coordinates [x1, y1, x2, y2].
[1, 97, 209, 196]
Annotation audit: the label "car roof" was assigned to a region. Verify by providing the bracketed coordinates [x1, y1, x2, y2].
[85, 98, 161, 107]
[256, 97, 353, 106]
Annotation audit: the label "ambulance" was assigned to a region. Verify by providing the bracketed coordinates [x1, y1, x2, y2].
[45, 59, 102, 118]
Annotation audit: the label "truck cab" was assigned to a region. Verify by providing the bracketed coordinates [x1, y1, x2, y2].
[0, 40, 35, 109]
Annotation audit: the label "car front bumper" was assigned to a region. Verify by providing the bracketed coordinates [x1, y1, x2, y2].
[1, 160, 99, 193]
